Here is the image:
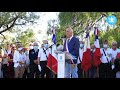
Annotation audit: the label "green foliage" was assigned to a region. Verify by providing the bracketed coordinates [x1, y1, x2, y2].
[12, 29, 35, 47]
[57, 12, 120, 48]
[0, 12, 40, 43]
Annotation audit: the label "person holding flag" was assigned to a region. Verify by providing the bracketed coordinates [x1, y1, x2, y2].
[82, 26, 101, 78]
[89, 27, 101, 78]
[47, 25, 58, 78]
[63, 26, 80, 78]
[82, 32, 91, 78]
[38, 40, 51, 78]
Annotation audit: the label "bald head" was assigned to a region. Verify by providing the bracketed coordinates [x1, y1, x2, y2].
[66, 26, 73, 38]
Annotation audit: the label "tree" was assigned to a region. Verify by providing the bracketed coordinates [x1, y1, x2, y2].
[0, 12, 40, 42]
[13, 28, 35, 47]
[58, 12, 120, 46]
[47, 19, 61, 44]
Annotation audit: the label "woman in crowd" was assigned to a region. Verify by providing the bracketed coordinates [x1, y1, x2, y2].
[7, 47, 16, 78]
[13, 44, 26, 78]
[23, 48, 30, 78]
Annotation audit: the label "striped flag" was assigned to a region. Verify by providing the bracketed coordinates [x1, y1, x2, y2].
[47, 25, 58, 74]
[82, 33, 91, 72]
[52, 26, 56, 44]
[93, 27, 101, 67]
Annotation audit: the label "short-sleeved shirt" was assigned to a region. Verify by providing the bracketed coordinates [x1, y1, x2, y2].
[110, 48, 120, 60]
[2, 49, 11, 64]
[38, 48, 49, 61]
[100, 48, 112, 63]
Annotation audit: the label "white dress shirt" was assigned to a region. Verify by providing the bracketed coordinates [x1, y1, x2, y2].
[77, 48, 84, 64]
[24, 53, 30, 66]
[2, 49, 11, 64]
[13, 50, 26, 68]
[38, 48, 49, 61]
[110, 48, 120, 60]
[100, 48, 112, 63]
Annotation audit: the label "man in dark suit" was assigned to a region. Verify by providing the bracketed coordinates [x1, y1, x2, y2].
[63, 26, 80, 78]
[29, 42, 40, 78]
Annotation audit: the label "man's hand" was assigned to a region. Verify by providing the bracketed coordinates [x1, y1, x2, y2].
[34, 60, 39, 65]
[19, 61, 23, 65]
[71, 64, 76, 68]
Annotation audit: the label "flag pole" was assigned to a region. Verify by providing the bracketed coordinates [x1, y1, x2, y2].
[51, 20, 56, 78]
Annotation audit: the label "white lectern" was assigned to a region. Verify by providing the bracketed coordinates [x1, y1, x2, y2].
[55, 51, 65, 78]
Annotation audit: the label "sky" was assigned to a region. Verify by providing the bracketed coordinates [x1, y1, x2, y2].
[17, 12, 59, 44]
[31, 12, 59, 43]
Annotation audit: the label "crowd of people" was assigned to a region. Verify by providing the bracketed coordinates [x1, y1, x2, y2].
[0, 41, 54, 78]
[63, 26, 120, 78]
[0, 26, 120, 78]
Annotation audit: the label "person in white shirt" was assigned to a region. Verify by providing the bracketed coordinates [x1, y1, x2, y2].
[77, 40, 84, 78]
[110, 41, 120, 78]
[22, 48, 30, 78]
[2, 43, 11, 78]
[38, 40, 51, 78]
[0, 48, 3, 78]
[13, 44, 26, 78]
[99, 40, 112, 78]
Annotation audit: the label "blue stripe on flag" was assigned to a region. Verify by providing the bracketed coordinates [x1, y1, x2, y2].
[86, 33, 89, 38]
[52, 34, 56, 44]
[95, 35, 98, 41]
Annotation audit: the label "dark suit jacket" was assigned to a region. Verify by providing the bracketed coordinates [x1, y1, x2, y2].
[29, 49, 39, 65]
[63, 36, 80, 64]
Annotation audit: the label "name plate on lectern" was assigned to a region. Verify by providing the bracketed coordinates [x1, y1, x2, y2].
[57, 52, 65, 78]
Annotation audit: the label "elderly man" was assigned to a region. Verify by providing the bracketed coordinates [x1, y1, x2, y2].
[63, 26, 80, 78]
[29, 42, 40, 78]
[38, 40, 51, 78]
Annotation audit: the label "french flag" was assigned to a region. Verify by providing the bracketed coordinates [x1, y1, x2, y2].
[93, 27, 101, 67]
[47, 25, 58, 74]
[52, 26, 56, 44]
[82, 33, 91, 72]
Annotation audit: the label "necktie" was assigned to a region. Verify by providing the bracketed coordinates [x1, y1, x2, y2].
[67, 39, 70, 45]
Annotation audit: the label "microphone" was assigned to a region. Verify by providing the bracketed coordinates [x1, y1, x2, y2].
[48, 44, 55, 48]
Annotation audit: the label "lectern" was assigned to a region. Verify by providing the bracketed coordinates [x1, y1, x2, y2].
[55, 51, 65, 78]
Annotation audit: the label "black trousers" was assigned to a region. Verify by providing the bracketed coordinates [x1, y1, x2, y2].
[23, 68, 30, 78]
[40, 61, 51, 78]
[77, 63, 83, 78]
[2, 64, 8, 78]
[99, 63, 112, 78]
[29, 64, 40, 78]
[89, 66, 97, 78]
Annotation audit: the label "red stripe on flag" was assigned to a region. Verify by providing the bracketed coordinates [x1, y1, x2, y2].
[82, 48, 91, 72]
[93, 48, 101, 67]
[47, 53, 58, 74]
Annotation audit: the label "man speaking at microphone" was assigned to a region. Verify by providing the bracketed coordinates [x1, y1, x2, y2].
[63, 26, 80, 78]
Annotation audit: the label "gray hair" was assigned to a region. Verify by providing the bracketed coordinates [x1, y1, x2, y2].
[66, 26, 73, 32]
[33, 42, 38, 46]
[112, 41, 117, 45]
